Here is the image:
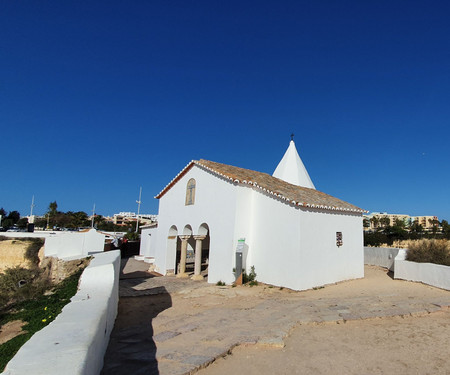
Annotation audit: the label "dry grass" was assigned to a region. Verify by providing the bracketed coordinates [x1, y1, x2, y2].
[406, 239, 450, 266]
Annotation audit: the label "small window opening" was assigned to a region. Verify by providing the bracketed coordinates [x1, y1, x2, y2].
[185, 178, 196, 205]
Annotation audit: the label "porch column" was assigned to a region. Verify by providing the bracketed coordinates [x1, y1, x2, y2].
[191, 235, 206, 281]
[177, 235, 190, 278]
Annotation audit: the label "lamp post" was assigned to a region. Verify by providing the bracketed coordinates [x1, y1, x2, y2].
[135, 187, 142, 233]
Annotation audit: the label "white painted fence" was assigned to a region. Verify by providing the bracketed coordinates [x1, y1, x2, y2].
[394, 249, 450, 291]
[2, 250, 121, 375]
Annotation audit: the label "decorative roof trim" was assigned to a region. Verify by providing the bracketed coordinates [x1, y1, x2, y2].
[155, 160, 367, 214]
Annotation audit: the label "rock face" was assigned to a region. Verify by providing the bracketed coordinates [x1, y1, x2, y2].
[0, 239, 35, 272]
[0, 238, 89, 282]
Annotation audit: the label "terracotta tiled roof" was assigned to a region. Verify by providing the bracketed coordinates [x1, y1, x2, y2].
[156, 159, 366, 214]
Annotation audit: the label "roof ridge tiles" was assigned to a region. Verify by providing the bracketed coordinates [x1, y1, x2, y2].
[155, 159, 366, 214]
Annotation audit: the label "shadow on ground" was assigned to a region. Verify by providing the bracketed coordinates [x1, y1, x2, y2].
[101, 290, 172, 375]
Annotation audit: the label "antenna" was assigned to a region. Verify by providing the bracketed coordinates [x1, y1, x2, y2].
[135, 187, 142, 233]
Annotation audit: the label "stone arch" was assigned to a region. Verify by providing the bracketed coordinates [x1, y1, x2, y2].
[182, 225, 193, 236]
[197, 223, 209, 236]
[194, 223, 210, 278]
[168, 225, 178, 236]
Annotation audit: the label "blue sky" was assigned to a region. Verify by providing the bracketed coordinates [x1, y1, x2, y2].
[1, 1, 449, 220]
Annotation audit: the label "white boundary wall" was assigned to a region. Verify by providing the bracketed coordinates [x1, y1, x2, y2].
[2, 250, 121, 375]
[394, 249, 450, 291]
[44, 229, 105, 258]
[364, 247, 400, 271]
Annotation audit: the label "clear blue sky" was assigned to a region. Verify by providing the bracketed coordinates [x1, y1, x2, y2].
[1, 1, 449, 220]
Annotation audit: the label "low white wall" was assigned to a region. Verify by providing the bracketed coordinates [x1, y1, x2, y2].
[2, 250, 121, 375]
[364, 247, 400, 271]
[44, 229, 106, 259]
[140, 226, 158, 258]
[394, 249, 450, 291]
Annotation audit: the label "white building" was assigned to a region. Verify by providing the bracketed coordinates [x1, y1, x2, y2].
[141, 140, 365, 291]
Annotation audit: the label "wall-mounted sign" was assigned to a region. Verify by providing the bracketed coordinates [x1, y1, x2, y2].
[236, 238, 245, 253]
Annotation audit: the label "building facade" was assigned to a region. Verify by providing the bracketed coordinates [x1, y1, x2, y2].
[141, 141, 365, 291]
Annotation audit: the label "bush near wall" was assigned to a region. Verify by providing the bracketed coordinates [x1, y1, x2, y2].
[364, 231, 446, 247]
[406, 239, 450, 266]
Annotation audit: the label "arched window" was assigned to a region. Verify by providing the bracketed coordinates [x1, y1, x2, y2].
[185, 178, 196, 205]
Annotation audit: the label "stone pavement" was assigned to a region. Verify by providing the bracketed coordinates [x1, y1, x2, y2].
[102, 259, 450, 375]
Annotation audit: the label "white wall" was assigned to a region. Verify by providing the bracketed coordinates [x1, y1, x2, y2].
[247, 189, 363, 291]
[154, 165, 238, 283]
[140, 226, 158, 258]
[394, 249, 450, 291]
[44, 229, 105, 259]
[2, 250, 120, 375]
[297, 208, 363, 290]
[245, 190, 301, 289]
[364, 247, 399, 271]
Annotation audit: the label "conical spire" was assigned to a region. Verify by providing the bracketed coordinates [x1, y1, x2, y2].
[273, 139, 315, 189]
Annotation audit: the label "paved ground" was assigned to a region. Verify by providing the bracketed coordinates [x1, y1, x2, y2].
[101, 258, 450, 375]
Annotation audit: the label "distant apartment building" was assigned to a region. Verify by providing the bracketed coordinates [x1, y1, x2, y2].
[364, 212, 439, 231]
[111, 212, 157, 226]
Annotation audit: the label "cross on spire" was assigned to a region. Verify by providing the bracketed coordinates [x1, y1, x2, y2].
[290, 133, 294, 141]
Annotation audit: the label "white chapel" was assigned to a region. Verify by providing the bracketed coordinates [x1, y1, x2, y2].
[140, 140, 365, 291]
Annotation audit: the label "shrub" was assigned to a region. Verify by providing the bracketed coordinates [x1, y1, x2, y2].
[0, 267, 51, 309]
[243, 266, 257, 284]
[216, 281, 225, 286]
[406, 239, 450, 266]
[124, 231, 140, 241]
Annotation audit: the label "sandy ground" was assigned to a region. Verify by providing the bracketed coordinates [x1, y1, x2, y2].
[104, 262, 450, 375]
[199, 311, 450, 375]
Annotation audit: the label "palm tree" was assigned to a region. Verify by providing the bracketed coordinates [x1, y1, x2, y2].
[370, 216, 379, 229]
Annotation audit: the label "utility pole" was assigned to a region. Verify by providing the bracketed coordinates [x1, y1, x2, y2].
[28, 195, 36, 232]
[91, 203, 96, 228]
[29, 195, 35, 217]
[135, 187, 142, 233]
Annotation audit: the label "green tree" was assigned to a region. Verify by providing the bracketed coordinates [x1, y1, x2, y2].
[34, 217, 47, 229]
[7, 211, 20, 224]
[441, 220, 450, 238]
[428, 218, 440, 235]
[394, 218, 406, 229]
[410, 221, 424, 234]
[370, 216, 379, 229]
[48, 201, 58, 216]
[93, 215, 105, 228]
[380, 216, 391, 228]
[66, 211, 89, 228]
[17, 217, 29, 229]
